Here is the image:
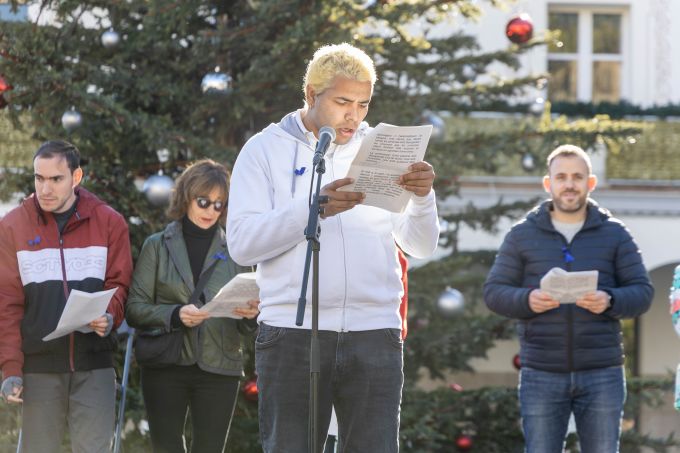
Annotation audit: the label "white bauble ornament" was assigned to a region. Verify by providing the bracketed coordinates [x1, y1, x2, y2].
[61, 109, 82, 132]
[437, 287, 465, 316]
[201, 69, 233, 95]
[101, 29, 120, 48]
[143, 174, 174, 206]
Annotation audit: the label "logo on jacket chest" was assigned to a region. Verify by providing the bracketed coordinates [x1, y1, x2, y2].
[17, 246, 108, 285]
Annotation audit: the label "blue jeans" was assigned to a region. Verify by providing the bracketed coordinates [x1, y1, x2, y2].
[255, 324, 404, 453]
[519, 366, 626, 453]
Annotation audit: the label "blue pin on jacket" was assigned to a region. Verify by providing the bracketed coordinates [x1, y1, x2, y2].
[213, 252, 227, 261]
[561, 246, 575, 263]
[28, 235, 41, 246]
[294, 167, 306, 176]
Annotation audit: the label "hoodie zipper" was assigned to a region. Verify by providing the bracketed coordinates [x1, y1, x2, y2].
[326, 149, 349, 332]
[58, 233, 75, 372]
[59, 210, 81, 373]
[560, 233, 575, 372]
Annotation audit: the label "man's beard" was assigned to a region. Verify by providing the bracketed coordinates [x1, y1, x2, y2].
[553, 191, 587, 213]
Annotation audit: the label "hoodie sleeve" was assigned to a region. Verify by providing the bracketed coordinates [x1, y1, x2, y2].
[104, 208, 133, 329]
[0, 219, 25, 379]
[391, 189, 440, 259]
[227, 136, 310, 266]
[483, 228, 537, 320]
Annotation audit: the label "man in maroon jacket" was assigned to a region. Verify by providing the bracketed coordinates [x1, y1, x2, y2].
[0, 140, 133, 453]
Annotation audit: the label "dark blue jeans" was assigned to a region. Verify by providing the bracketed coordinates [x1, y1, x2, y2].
[255, 324, 404, 453]
[519, 366, 626, 453]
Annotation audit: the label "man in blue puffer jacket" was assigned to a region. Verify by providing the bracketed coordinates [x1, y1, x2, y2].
[484, 144, 653, 453]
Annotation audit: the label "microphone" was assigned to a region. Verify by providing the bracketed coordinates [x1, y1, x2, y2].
[312, 126, 336, 165]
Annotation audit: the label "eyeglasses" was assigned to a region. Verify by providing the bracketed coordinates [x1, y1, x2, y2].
[195, 197, 225, 212]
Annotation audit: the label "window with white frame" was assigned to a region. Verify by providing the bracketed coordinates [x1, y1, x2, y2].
[547, 7, 627, 103]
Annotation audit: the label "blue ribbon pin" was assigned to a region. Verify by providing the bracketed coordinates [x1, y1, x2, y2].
[294, 167, 306, 176]
[213, 252, 227, 261]
[561, 246, 575, 263]
[28, 235, 41, 246]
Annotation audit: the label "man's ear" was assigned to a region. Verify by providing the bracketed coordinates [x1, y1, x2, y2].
[587, 174, 598, 192]
[542, 174, 551, 194]
[305, 85, 316, 108]
[72, 167, 83, 187]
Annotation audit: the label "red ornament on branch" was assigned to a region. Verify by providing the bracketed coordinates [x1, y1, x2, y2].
[513, 353, 522, 370]
[449, 383, 464, 392]
[243, 378, 259, 401]
[456, 434, 473, 451]
[506, 13, 533, 44]
[0, 76, 12, 94]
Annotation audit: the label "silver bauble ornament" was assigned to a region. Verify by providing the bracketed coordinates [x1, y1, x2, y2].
[143, 174, 175, 206]
[421, 110, 446, 142]
[521, 153, 536, 172]
[101, 29, 120, 48]
[156, 148, 171, 163]
[437, 287, 465, 316]
[461, 64, 476, 81]
[61, 109, 82, 132]
[201, 70, 233, 95]
[529, 97, 545, 115]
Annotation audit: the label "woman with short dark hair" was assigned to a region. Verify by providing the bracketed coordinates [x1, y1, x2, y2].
[126, 159, 259, 453]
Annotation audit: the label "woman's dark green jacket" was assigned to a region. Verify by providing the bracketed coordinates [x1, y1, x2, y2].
[126, 220, 255, 376]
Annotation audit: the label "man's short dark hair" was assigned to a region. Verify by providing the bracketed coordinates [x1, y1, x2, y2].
[33, 140, 81, 172]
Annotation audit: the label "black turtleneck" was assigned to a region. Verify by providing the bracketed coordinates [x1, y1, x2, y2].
[182, 216, 218, 285]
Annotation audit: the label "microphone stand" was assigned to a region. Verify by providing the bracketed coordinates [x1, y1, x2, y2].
[296, 158, 328, 453]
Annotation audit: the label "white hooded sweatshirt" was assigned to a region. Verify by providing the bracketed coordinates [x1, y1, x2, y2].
[227, 110, 440, 331]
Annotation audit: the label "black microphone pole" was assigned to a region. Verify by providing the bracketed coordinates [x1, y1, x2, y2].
[296, 126, 335, 453]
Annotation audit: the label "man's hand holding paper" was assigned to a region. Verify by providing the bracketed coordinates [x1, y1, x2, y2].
[338, 123, 433, 213]
[539, 267, 599, 305]
[398, 161, 435, 197]
[43, 287, 117, 341]
[528, 289, 560, 313]
[319, 178, 365, 219]
[575, 290, 611, 314]
[88, 313, 112, 337]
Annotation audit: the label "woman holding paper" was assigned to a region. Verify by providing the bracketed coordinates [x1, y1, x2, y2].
[126, 159, 259, 453]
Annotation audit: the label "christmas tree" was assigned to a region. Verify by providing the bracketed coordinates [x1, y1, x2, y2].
[0, 1, 669, 451]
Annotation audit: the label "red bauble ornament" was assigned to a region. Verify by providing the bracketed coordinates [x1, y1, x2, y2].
[506, 14, 533, 44]
[449, 383, 463, 392]
[456, 434, 473, 451]
[513, 353, 522, 370]
[0, 76, 11, 94]
[243, 378, 259, 401]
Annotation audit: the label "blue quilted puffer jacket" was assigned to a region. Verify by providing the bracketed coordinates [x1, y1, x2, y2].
[483, 199, 654, 372]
